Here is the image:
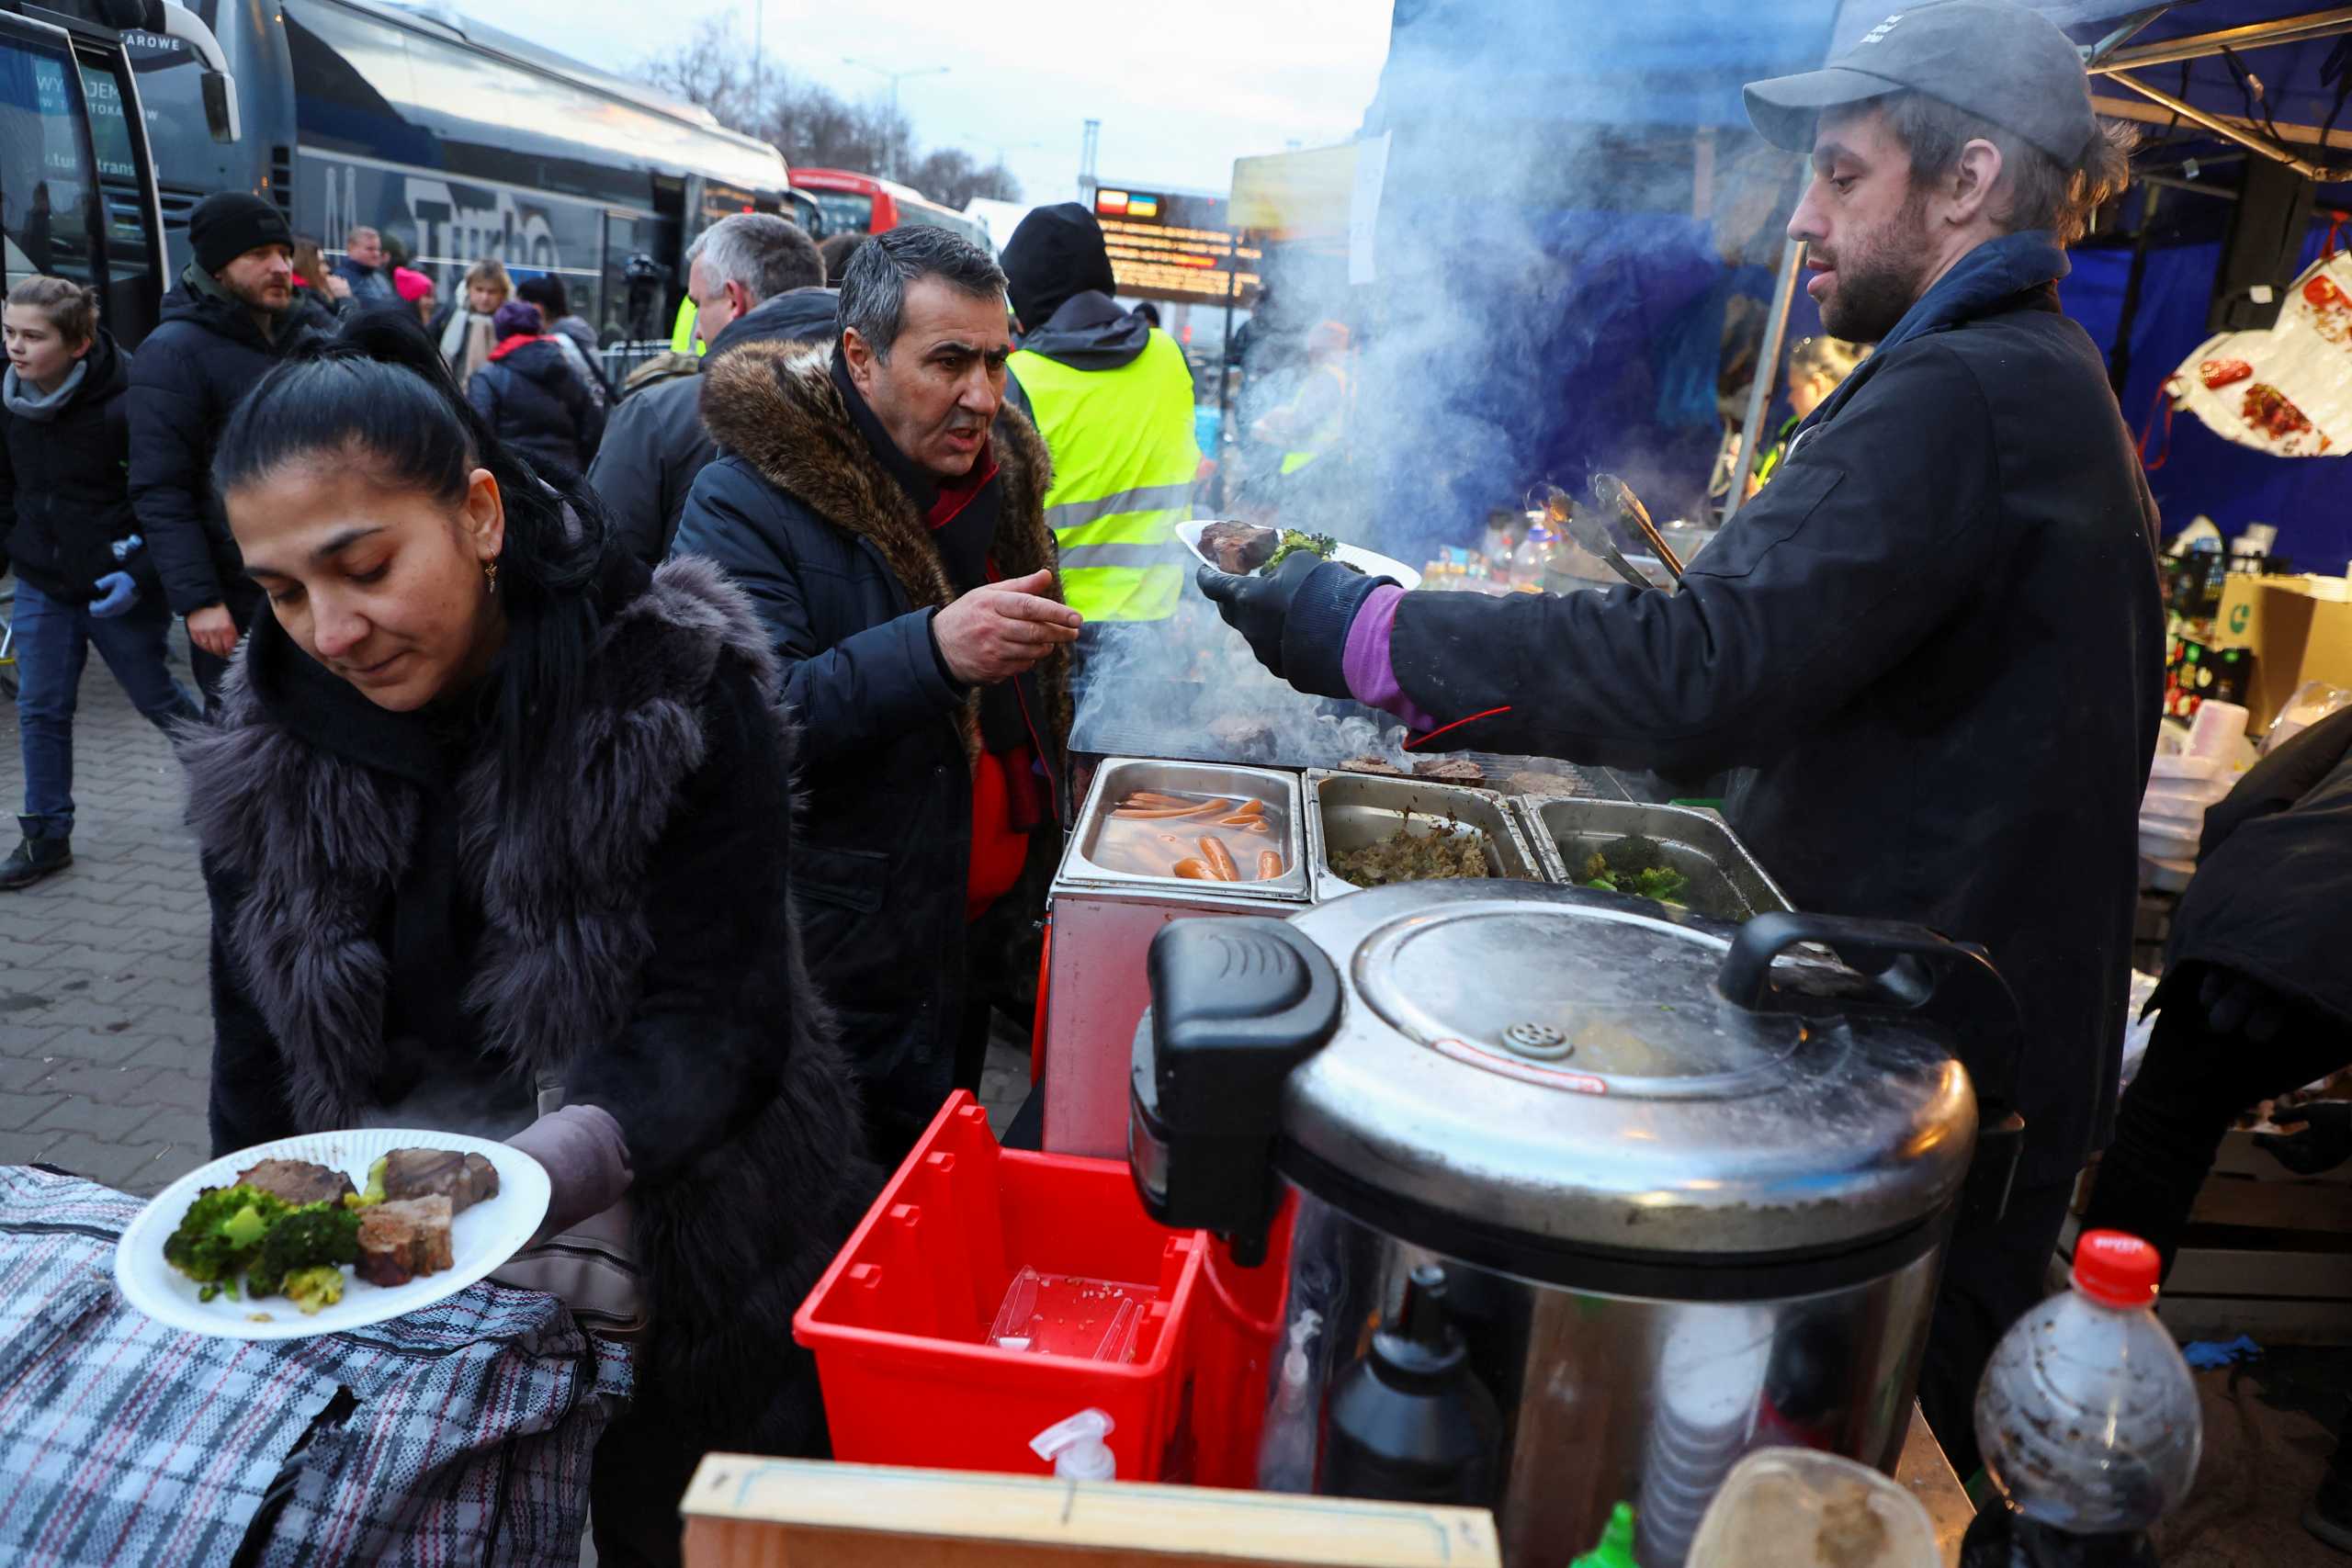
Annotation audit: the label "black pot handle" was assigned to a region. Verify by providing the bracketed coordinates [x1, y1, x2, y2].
[1716, 911, 2023, 1115]
[1719, 911, 2028, 1236]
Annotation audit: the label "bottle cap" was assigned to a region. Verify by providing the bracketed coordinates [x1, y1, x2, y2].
[2072, 1229, 2161, 1309]
[1030, 1407, 1117, 1481]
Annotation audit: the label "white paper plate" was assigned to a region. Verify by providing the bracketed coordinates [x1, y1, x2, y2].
[114, 1128, 550, 1341]
[1175, 518, 1423, 592]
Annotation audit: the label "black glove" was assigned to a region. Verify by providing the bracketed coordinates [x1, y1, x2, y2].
[1195, 554, 1392, 699]
[2255, 1101, 2352, 1178]
[2199, 966, 2291, 1044]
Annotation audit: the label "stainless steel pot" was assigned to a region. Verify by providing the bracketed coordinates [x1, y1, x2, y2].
[1128, 882, 2025, 1568]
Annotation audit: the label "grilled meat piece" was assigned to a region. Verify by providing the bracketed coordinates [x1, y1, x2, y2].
[1199, 520, 1278, 574]
[232, 1157, 356, 1209]
[355, 1196, 455, 1288]
[1412, 759, 1485, 784]
[1340, 755, 1407, 776]
[380, 1147, 500, 1214]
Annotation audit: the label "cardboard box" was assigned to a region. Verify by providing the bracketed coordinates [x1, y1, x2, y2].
[680, 1456, 1503, 1568]
[2301, 599, 2352, 693]
[2213, 576, 2322, 729]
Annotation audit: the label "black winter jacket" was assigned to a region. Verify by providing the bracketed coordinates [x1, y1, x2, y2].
[2162, 705, 2352, 1029]
[465, 336, 605, 479]
[0, 330, 144, 601]
[1390, 245, 2165, 1187]
[128, 273, 337, 616]
[186, 552, 879, 1460]
[591, 287, 839, 564]
[672, 341, 1069, 1161]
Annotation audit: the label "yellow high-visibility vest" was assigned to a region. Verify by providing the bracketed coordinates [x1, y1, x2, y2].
[1010, 329, 1201, 624]
[671, 297, 704, 356]
[1278, 361, 1348, 476]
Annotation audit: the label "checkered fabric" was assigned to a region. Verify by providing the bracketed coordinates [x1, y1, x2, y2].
[0, 1165, 631, 1566]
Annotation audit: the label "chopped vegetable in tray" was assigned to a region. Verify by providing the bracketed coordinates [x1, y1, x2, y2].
[1330, 818, 1489, 887]
[1580, 835, 1690, 905]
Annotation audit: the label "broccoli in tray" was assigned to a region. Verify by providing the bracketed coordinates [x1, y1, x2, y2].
[1580, 835, 1691, 906]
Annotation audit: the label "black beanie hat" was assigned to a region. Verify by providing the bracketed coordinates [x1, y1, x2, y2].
[189, 191, 292, 276]
[1002, 202, 1116, 330]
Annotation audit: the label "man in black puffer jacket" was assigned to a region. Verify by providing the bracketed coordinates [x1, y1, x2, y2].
[466, 299, 605, 482]
[590, 212, 831, 563]
[128, 192, 336, 701]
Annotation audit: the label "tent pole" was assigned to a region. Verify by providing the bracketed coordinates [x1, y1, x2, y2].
[1724, 236, 1807, 525]
[2089, 6, 2352, 73]
[2105, 70, 2352, 181]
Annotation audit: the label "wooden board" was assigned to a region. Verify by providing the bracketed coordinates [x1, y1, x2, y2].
[679, 1457, 1503, 1568]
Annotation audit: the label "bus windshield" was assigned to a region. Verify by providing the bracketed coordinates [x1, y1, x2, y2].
[809, 187, 873, 236]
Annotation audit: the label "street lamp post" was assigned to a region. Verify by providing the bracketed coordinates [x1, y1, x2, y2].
[842, 58, 950, 182]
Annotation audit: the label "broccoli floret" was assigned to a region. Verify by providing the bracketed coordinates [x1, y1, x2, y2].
[1633, 866, 1690, 903]
[164, 1185, 290, 1285]
[1261, 530, 1340, 574]
[245, 1202, 361, 1297]
[278, 1265, 347, 1315]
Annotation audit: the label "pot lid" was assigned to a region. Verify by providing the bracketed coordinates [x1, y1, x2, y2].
[1275, 882, 1978, 1259]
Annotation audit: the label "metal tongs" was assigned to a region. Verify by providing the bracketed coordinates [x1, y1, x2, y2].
[1534, 480, 1658, 592]
[1589, 472, 1684, 582]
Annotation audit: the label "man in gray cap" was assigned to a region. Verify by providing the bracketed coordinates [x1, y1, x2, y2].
[1197, 0, 2164, 1472]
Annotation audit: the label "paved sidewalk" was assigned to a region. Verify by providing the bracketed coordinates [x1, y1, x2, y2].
[0, 609, 212, 1196]
[0, 606, 1032, 1200]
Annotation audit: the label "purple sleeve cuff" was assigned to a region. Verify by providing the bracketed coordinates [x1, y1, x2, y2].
[509, 1102, 635, 1243]
[1342, 584, 1436, 732]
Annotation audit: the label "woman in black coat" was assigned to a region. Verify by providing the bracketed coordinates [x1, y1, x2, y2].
[182, 315, 877, 1567]
[465, 298, 604, 480]
[0, 276, 198, 889]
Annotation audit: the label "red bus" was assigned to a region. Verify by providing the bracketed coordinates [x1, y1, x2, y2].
[794, 168, 994, 254]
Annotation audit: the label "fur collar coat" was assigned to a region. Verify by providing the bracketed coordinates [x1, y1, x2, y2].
[184, 555, 877, 1459]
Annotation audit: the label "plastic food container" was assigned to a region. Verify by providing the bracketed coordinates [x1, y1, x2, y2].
[794, 1094, 1214, 1483]
[1685, 1448, 1939, 1567]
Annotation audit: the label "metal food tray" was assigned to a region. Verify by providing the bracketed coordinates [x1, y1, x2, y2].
[1304, 771, 1547, 902]
[1513, 797, 1792, 921]
[1057, 758, 1309, 900]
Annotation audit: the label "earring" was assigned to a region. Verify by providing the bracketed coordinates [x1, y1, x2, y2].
[484, 558, 499, 593]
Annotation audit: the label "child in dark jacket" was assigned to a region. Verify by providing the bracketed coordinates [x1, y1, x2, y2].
[465, 298, 604, 480]
[0, 276, 198, 888]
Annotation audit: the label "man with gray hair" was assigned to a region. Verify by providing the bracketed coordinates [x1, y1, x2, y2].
[588, 211, 831, 562]
[672, 225, 1078, 1165]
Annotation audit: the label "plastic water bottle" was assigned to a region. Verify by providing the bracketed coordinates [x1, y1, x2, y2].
[1510, 523, 1558, 593]
[1962, 1230, 2201, 1567]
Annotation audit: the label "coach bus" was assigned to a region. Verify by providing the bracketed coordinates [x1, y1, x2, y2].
[0, 0, 235, 348]
[122, 0, 788, 344]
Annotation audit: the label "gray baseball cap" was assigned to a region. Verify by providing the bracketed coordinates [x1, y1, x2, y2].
[1744, 0, 2097, 164]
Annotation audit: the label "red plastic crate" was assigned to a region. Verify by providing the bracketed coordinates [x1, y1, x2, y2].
[793, 1093, 1211, 1482]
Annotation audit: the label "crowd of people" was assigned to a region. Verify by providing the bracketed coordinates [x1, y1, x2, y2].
[0, 183, 1204, 1564]
[6, 3, 2349, 1554]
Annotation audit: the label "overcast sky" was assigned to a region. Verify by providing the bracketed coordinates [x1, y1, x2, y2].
[492, 0, 1395, 209]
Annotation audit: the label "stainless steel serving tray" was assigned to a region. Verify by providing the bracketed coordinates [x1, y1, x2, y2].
[1057, 758, 1309, 901]
[1304, 771, 1547, 903]
[1513, 797, 1792, 921]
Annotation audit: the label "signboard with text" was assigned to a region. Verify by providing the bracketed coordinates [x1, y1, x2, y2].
[1092, 184, 1260, 309]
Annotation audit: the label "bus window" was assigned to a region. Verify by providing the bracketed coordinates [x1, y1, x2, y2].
[895, 200, 989, 253]
[0, 31, 100, 288]
[77, 57, 156, 344]
[809, 188, 873, 236]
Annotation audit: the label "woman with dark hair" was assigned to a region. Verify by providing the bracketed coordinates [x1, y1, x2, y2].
[183, 311, 876, 1566]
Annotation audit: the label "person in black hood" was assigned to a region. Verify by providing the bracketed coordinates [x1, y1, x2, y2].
[466, 298, 605, 481]
[1195, 0, 2159, 1479]
[1, 277, 199, 889]
[590, 212, 831, 564]
[1001, 202, 1199, 668]
[128, 190, 338, 702]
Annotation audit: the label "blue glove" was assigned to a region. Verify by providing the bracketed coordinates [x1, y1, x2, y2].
[110, 533, 143, 563]
[1196, 553, 1392, 699]
[88, 571, 138, 618]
